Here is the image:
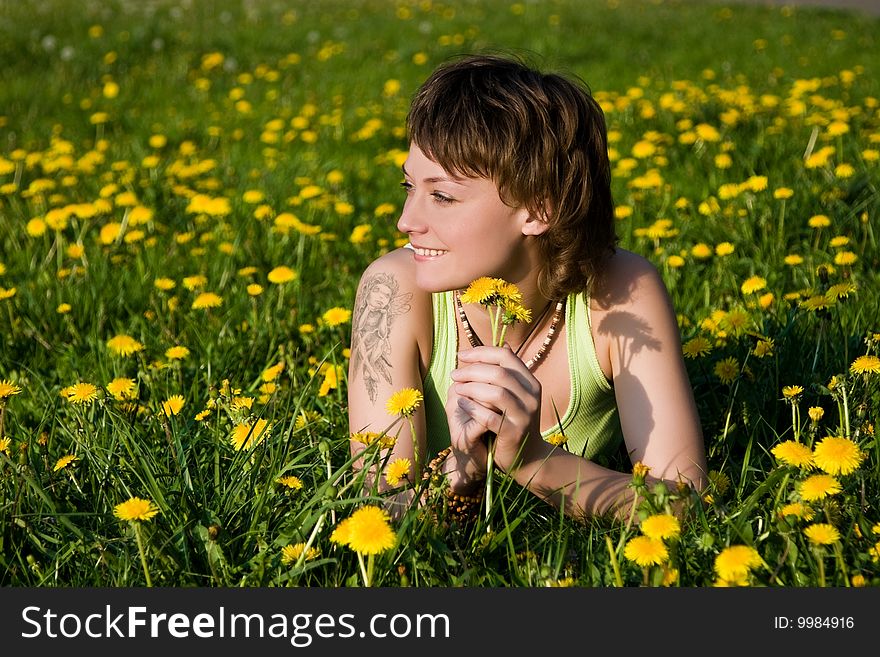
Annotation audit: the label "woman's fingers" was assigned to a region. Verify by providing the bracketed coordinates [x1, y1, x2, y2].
[451, 361, 538, 399]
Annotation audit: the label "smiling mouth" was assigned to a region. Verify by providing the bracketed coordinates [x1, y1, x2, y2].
[412, 247, 448, 257]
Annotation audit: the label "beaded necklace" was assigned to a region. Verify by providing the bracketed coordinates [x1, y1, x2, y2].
[454, 290, 565, 370]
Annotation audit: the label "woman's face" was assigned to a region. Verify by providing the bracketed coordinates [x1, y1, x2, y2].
[396, 143, 540, 293]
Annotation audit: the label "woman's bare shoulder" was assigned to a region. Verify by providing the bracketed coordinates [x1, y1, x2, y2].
[592, 247, 667, 311]
[356, 247, 434, 366]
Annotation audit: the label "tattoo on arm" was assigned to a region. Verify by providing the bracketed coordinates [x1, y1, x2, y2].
[350, 272, 412, 403]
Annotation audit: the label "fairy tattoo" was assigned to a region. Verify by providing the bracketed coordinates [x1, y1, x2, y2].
[351, 272, 412, 403]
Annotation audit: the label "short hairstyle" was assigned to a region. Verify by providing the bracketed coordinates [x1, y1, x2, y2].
[407, 53, 617, 300]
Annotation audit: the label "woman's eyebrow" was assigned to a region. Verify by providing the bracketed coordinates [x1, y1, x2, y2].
[401, 163, 469, 185]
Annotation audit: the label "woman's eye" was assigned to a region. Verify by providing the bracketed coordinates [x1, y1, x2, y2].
[431, 192, 455, 205]
[400, 181, 413, 193]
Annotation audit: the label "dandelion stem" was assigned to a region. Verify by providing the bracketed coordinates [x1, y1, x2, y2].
[816, 549, 826, 588]
[485, 434, 495, 528]
[605, 535, 623, 587]
[841, 381, 850, 438]
[356, 552, 371, 587]
[294, 513, 325, 573]
[133, 522, 153, 587]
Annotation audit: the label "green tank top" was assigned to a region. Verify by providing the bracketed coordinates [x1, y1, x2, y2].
[422, 290, 623, 460]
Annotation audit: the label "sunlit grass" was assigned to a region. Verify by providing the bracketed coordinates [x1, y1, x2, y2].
[0, 0, 878, 587]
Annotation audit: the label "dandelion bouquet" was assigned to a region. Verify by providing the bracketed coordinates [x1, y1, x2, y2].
[459, 277, 532, 347]
[459, 277, 532, 522]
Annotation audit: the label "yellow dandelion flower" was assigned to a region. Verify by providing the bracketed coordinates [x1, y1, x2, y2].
[682, 336, 712, 359]
[495, 280, 524, 304]
[262, 362, 284, 381]
[322, 307, 352, 326]
[230, 418, 270, 450]
[329, 517, 354, 547]
[720, 308, 750, 335]
[0, 379, 22, 399]
[106, 377, 136, 400]
[66, 382, 99, 404]
[281, 543, 320, 565]
[632, 461, 651, 485]
[801, 295, 833, 312]
[191, 292, 223, 309]
[826, 282, 856, 301]
[385, 387, 423, 417]
[713, 574, 751, 587]
[460, 277, 500, 305]
[350, 432, 395, 449]
[804, 523, 840, 546]
[106, 334, 144, 356]
[501, 300, 532, 325]
[691, 243, 713, 259]
[799, 474, 841, 501]
[53, 454, 78, 472]
[114, 497, 159, 522]
[267, 266, 297, 284]
[247, 283, 264, 296]
[850, 355, 880, 375]
[385, 458, 412, 487]
[808, 214, 831, 228]
[182, 275, 207, 290]
[782, 385, 804, 400]
[808, 407, 824, 423]
[231, 396, 254, 410]
[343, 506, 396, 555]
[715, 242, 735, 257]
[771, 441, 814, 469]
[779, 502, 814, 521]
[784, 254, 804, 266]
[774, 187, 794, 199]
[545, 433, 568, 446]
[294, 410, 322, 429]
[708, 470, 731, 496]
[154, 277, 176, 291]
[623, 536, 668, 567]
[834, 251, 857, 266]
[753, 339, 774, 358]
[714, 545, 761, 581]
[277, 475, 303, 490]
[812, 436, 865, 476]
[161, 395, 185, 416]
[640, 514, 681, 541]
[714, 357, 739, 385]
[740, 276, 767, 295]
[165, 345, 190, 360]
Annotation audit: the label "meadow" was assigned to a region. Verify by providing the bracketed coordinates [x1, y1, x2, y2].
[0, 0, 878, 587]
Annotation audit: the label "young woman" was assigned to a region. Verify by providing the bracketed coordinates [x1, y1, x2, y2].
[347, 54, 706, 521]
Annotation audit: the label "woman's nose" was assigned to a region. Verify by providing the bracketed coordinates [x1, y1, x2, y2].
[396, 197, 424, 234]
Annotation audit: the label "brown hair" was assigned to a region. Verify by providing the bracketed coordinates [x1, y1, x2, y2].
[406, 53, 617, 299]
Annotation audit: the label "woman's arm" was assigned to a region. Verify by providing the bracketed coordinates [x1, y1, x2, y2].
[450, 252, 707, 520]
[347, 249, 431, 493]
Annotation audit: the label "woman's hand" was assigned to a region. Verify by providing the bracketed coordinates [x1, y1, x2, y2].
[443, 377, 490, 494]
[448, 345, 543, 474]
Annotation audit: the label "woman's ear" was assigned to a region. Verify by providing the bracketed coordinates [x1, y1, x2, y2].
[521, 205, 551, 236]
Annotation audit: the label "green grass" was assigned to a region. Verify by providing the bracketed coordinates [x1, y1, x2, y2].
[0, 0, 879, 587]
